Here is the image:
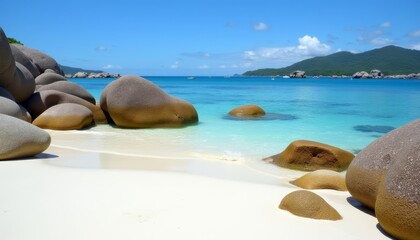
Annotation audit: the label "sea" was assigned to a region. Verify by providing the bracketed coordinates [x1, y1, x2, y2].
[69, 76, 420, 164]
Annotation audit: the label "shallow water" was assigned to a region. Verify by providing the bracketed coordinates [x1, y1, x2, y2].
[70, 76, 420, 162]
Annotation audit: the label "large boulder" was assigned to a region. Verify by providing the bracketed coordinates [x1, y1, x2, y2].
[228, 104, 265, 117]
[290, 70, 306, 78]
[10, 44, 41, 78]
[352, 71, 371, 79]
[0, 96, 25, 119]
[100, 75, 198, 128]
[35, 72, 67, 86]
[33, 103, 93, 130]
[24, 90, 107, 124]
[279, 190, 342, 220]
[11, 44, 64, 75]
[37, 81, 95, 104]
[73, 72, 88, 78]
[290, 169, 347, 191]
[0, 28, 35, 103]
[346, 119, 420, 239]
[0, 114, 50, 160]
[267, 140, 354, 171]
[370, 69, 384, 78]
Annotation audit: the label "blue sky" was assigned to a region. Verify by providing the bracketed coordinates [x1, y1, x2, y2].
[2, 0, 420, 76]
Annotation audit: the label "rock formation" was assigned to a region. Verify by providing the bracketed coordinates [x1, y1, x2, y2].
[279, 190, 342, 220]
[0, 114, 50, 160]
[290, 169, 347, 191]
[290, 70, 306, 78]
[267, 140, 354, 171]
[228, 104, 266, 118]
[100, 75, 198, 128]
[346, 119, 420, 239]
[37, 81, 96, 105]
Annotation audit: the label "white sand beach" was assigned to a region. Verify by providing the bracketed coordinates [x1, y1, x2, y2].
[0, 127, 390, 240]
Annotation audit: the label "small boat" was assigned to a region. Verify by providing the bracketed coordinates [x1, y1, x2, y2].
[187, 76, 195, 80]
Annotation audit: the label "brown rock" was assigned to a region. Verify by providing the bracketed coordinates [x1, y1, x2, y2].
[228, 104, 265, 117]
[24, 90, 107, 124]
[291, 169, 347, 191]
[100, 75, 198, 128]
[268, 140, 354, 171]
[279, 190, 342, 220]
[33, 103, 93, 130]
[35, 72, 67, 86]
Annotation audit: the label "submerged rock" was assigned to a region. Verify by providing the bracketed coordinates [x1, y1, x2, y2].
[291, 169, 347, 191]
[267, 140, 354, 171]
[100, 75, 198, 128]
[228, 104, 265, 117]
[353, 125, 395, 133]
[279, 190, 342, 220]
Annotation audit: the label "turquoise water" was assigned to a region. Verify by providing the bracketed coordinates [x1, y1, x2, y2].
[70, 76, 420, 160]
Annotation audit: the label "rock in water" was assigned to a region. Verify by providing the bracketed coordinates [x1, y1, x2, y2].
[268, 140, 354, 171]
[291, 169, 347, 191]
[279, 190, 342, 220]
[0, 114, 50, 160]
[100, 75, 198, 128]
[228, 104, 265, 117]
[33, 103, 93, 130]
[346, 119, 420, 239]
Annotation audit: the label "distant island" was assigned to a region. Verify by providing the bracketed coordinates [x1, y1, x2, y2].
[60, 65, 120, 78]
[243, 45, 420, 77]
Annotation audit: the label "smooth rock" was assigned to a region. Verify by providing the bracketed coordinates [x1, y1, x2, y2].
[0, 96, 24, 119]
[100, 75, 198, 128]
[290, 70, 306, 78]
[73, 72, 88, 78]
[33, 103, 93, 130]
[370, 69, 384, 78]
[228, 104, 265, 117]
[24, 90, 107, 124]
[0, 114, 50, 160]
[346, 119, 420, 209]
[35, 72, 67, 85]
[11, 44, 64, 75]
[10, 44, 40, 78]
[279, 190, 342, 220]
[268, 140, 354, 171]
[0, 86, 15, 101]
[291, 169, 347, 191]
[37, 81, 96, 104]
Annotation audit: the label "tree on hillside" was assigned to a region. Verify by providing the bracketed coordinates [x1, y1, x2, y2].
[7, 38, 23, 45]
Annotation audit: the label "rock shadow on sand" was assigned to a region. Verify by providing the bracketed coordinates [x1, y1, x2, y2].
[2, 152, 59, 161]
[346, 197, 375, 217]
[223, 113, 298, 121]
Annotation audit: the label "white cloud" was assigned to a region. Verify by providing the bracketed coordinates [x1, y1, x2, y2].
[170, 61, 179, 69]
[102, 64, 121, 69]
[253, 22, 269, 31]
[198, 64, 209, 69]
[370, 37, 393, 46]
[409, 30, 420, 37]
[381, 21, 391, 28]
[412, 44, 420, 50]
[95, 46, 108, 52]
[297, 35, 331, 55]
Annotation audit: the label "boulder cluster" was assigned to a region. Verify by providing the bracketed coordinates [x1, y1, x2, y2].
[72, 71, 121, 78]
[0, 27, 198, 160]
[353, 69, 420, 79]
[289, 70, 306, 78]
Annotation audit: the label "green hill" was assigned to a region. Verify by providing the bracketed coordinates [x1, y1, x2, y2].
[243, 45, 420, 76]
[59, 65, 103, 75]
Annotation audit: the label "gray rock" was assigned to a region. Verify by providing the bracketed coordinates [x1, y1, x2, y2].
[10, 44, 41, 78]
[290, 70, 306, 78]
[37, 81, 96, 104]
[0, 96, 24, 119]
[0, 86, 15, 101]
[0, 113, 50, 160]
[0, 28, 34, 103]
[11, 44, 64, 75]
[370, 69, 384, 78]
[352, 71, 372, 79]
[35, 72, 67, 85]
[73, 72, 88, 78]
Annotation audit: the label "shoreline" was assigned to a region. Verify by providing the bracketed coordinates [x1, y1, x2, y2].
[0, 128, 390, 239]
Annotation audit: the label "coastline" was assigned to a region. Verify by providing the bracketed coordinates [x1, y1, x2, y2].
[0, 128, 390, 239]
